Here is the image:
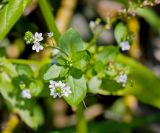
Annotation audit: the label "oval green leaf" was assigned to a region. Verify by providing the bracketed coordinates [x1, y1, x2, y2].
[59, 28, 84, 56]
[0, 0, 31, 40]
[64, 75, 87, 106]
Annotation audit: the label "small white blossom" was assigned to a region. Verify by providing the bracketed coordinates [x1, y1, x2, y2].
[115, 73, 127, 87]
[21, 89, 32, 99]
[32, 42, 44, 52]
[34, 32, 43, 42]
[47, 32, 54, 38]
[49, 80, 72, 98]
[120, 41, 130, 51]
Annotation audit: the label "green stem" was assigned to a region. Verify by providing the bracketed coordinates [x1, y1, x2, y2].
[87, 28, 105, 49]
[38, 0, 60, 43]
[76, 103, 88, 133]
[8, 58, 51, 78]
[8, 59, 40, 65]
[46, 45, 69, 57]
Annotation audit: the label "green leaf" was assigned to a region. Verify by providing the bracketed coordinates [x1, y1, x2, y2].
[0, 0, 31, 41]
[29, 80, 43, 96]
[15, 104, 44, 129]
[114, 22, 128, 44]
[70, 67, 82, 79]
[16, 64, 33, 78]
[64, 75, 87, 106]
[39, 64, 50, 79]
[97, 46, 119, 64]
[59, 28, 84, 56]
[93, 61, 106, 78]
[0, 58, 18, 78]
[94, 61, 105, 72]
[43, 64, 64, 80]
[56, 55, 68, 66]
[13, 75, 32, 90]
[101, 77, 124, 94]
[88, 76, 102, 93]
[0, 74, 17, 106]
[72, 50, 91, 69]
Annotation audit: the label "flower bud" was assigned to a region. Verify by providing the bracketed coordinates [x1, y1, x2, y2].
[24, 31, 34, 44]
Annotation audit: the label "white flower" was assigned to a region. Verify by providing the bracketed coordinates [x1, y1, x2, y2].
[21, 89, 32, 99]
[53, 49, 59, 56]
[34, 32, 43, 42]
[49, 80, 72, 98]
[115, 73, 127, 87]
[120, 41, 130, 51]
[47, 32, 54, 38]
[32, 42, 44, 52]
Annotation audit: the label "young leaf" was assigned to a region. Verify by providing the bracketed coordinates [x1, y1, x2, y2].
[0, 74, 17, 106]
[97, 46, 119, 64]
[15, 104, 44, 129]
[0, 58, 18, 78]
[59, 28, 84, 56]
[70, 67, 82, 79]
[64, 75, 87, 106]
[0, 0, 31, 40]
[16, 64, 33, 78]
[29, 80, 43, 97]
[43, 64, 64, 80]
[39, 64, 50, 79]
[88, 76, 102, 93]
[56, 55, 68, 66]
[94, 61, 105, 72]
[114, 22, 128, 44]
[72, 50, 91, 69]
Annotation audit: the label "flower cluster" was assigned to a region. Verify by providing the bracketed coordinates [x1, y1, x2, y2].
[32, 32, 44, 52]
[24, 31, 54, 52]
[24, 31, 34, 44]
[115, 73, 127, 87]
[49, 80, 72, 98]
[120, 41, 130, 51]
[21, 89, 32, 99]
